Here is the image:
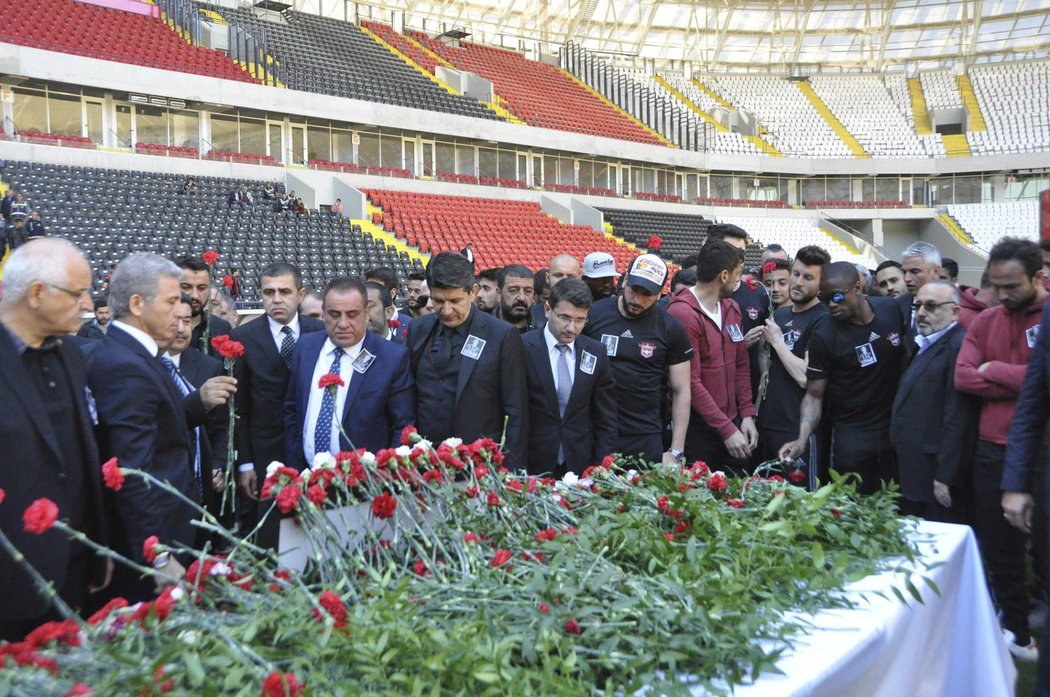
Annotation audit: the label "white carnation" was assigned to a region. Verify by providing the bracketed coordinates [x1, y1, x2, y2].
[312, 452, 336, 470]
[360, 451, 377, 466]
[394, 445, 413, 458]
[442, 437, 463, 448]
[266, 461, 282, 478]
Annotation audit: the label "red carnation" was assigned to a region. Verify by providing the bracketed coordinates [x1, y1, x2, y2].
[388, 318, 402, 329]
[222, 274, 234, 290]
[788, 468, 806, 484]
[275, 484, 302, 514]
[210, 335, 244, 359]
[64, 684, 93, 696]
[87, 597, 128, 625]
[564, 619, 582, 635]
[761, 261, 778, 276]
[23, 498, 59, 534]
[0, 487, 4, 505]
[490, 549, 512, 568]
[647, 235, 662, 250]
[830, 507, 841, 519]
[463, 532, 479, 543]
[412, 559, 429, 576]
[307, 485, 328, 507]
[262, 672, 304, 697]
[318, 373, 344, 390]
[706, 472, 727, 493]
[101, 457, 124, 491]
[486, 492, 500, 507]
[746, 277, 760, 291]
[535, 528, 557, 543]
[371, 493, 398, 519]
[400, 425, 418, 445]
[201, 250, 219, 266]
[143, 535, 160, 564]
[153, 665, 174, 693]
[313, 590, 348, 629]
[727, 498, 745, 509]
[538, 602, 550, 614]
[465, 486, 479, 499]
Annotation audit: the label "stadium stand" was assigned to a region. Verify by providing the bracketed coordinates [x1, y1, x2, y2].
[210, 8, 500, 122]
[946, 200, 1041, 250]
[364, 189, 641, 271]
[0, 160, 421, 297]
[715, 215, 874, 267]
[808, 75, 927, 158]
[406, 30, 667, 146]
[598, 208, 710, 264]
[0, 0, 256, 83]
[968, 62, 1050, 156]
[658, 74, 766, 156]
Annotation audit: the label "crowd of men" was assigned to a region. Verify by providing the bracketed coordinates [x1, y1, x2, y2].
[2, 228, 1050, 691]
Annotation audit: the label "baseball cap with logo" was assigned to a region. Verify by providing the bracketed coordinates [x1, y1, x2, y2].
[624, 254, 668, 295]
[583, 252, 619, 279]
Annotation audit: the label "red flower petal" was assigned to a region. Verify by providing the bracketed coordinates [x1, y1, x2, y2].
[23, 498, 59, 534]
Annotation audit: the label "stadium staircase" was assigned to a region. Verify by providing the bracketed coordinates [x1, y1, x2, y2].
[795, 82, 869, 158]
[908, 78, 933, 135]
[957, 75, 987, 132]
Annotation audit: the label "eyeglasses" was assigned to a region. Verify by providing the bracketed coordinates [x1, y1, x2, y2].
[912, 300, 958, 313]
[818, 287, 853, 305]
[553, 312, 588, 327]
[48, 284, 91, 300]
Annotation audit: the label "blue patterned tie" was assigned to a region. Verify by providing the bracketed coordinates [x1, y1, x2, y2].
[160, 356, 203, 499]
[313, 347, 345, 458]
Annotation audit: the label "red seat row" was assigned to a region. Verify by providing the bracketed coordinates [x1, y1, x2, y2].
[803, 200, 910, 209]
[697, 197, 789, 209]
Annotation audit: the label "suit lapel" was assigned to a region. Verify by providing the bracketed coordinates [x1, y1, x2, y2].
[526, 333, 560, 415]
[341, 334, 375, 418]
[565, 344, 592, 416]
[895, 329, 950, 406]
[252, 315, 285, 370]
[455, 311, 483, 405]
[0, 329, 63, 465]
[299, 333, 326, 423]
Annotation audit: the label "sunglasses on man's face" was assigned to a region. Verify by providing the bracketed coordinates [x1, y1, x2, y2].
[818, 287, 853, 305]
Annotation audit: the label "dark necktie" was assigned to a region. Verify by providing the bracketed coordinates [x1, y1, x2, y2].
[279, 325, 295, 368]
[437, 325, 452, 366]
[555, 344, 572, 417]
[313, 347, 345, 458]
[160, 356, 203, 498]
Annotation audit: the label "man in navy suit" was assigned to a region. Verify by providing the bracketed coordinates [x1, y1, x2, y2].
[890, 281, 970, 522]
[284, 277, 416, 467]
[406, 253, 529, 468]
[365, 266, 411, 340]
[522, 278, 617, 477]
[0, 239, 109, 638]
[231, 264, 325, 507]
[88, 253, 233, 600]
[365, 281, 404, 344]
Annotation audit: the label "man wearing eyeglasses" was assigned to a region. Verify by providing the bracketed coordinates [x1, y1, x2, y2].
[955, 237, 1049, 662]
[522, 278, 617, 477]
[779, 261, 909, 494]
[890, 281, 969, 523]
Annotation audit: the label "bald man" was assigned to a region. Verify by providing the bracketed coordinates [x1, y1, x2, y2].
[532, 254, 582, 327]
[0, 239, 110, 638]
[780, 262, 910, 494]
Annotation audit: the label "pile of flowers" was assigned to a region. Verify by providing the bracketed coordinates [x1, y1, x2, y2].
[0, 429, 921, 695]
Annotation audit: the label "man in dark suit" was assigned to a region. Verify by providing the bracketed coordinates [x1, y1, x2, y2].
[460, 241, 476, 271]
[522, 279, 617, 477]
[284, 277, 416, 466]
[231, 264, 324, 508]
[1003, 300, 1050, 691]
[77, 297, 110, 340]
[88, 253, 225, 601]
[407, 253, 529, 468]
[166, 294, 229, 515]
[366, 282, 404, 344]
[0, 239, 109, 639]
[890, 281, 969, 522]
[176, 256, 232, 356]
[365, 266, 411, 339]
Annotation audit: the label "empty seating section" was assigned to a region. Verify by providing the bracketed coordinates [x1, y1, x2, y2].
[407, 31, 666, 146]
[884, 74, 945, 157]
[704, 74, 853, 158]
[211, 8, 498, 121]
[947, 201, 1041, 250]
[0, 0, 255, 83]
[365, 190, 639, 271]
[0, 160, 419, 297]
[715, 215, 873, 267]
[360, 20, 441, 74]
[968, 63, 1050, 155]
[918, 70, 962, 111]
[598, 208, 709, 264]
[808, 75, 926, 158]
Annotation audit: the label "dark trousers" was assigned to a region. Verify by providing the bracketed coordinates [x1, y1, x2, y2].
[973, 439, 1032, 645]
[684, 415, 750, 476]
[830, 427, 896, 495]
[0, 550, 92, 641]
[617, 432, 663, 465]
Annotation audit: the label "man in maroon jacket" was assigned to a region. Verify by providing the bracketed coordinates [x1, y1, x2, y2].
[668, 239, 757, 473]
[955, 236, 1049, 662]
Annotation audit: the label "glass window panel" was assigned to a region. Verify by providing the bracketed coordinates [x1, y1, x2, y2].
[801, 178, 825, 202]
[543, 157, 558, 186]
[115, 104, 132, 147]
[380, 135, 402, 169]
[240, 118, 266, 155]
[456, 144, 475, 175]
[210, 114, 239, 151]
[711, 174, 733, 198]
[497, 150, 516, 180]
[358, 133, 380, 167]
[578, 160, 594, 188]
[875, 177, 900, 201]
[48, 93, 82, 136]
[306, 125, 330, 161]
[826, 177, 850, 201]
[170, 111, 198, 149]
[333, 131, 353, 163]
[478, 147, 497, 178]
[12, 88, 47, 134]
[136, 106, 167, 145]
[558, 158, 575, 186]
[593, 162, 608, 189]
[436, 142, 456, 173]
[861, 178, 875, 202]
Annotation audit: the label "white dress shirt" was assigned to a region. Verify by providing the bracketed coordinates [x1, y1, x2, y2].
[268, 313, 301, 352]
[914, 321, 957, 355]
[543, 325, 575, 393]
[303, 335, 365, 464]
[111, 319, 159, 357]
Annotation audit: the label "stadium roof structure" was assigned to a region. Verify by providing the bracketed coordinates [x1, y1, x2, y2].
[296, 0, 1050, 72]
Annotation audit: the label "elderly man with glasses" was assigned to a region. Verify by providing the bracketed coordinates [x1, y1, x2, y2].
[779, 261, 910, 494]
[889, 280, 970, 522]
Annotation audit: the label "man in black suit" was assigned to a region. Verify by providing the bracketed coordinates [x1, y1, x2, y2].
[231, 264, 325, 509]
[890, 281, 969, 522]
[460, 241, 476, 271]
[88, 253, 232, 601]
[407, 253, 529, 468]
[366, 281, 403, 343]
[176, 256, 232, 356]
[522, 279, 617, 477]
[0, 239, 109, 639]
[365, 266, 411, 339]
[166, 294, 229, 516]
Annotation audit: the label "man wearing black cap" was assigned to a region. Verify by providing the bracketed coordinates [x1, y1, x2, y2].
[584, 254, 692, 466]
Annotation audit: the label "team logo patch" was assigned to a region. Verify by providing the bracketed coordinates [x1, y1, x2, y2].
[887, 332, 900, 347]
[639, 341, 656, 359]
[747, 306, 759, 321]
[1027, 325, 1040, 348]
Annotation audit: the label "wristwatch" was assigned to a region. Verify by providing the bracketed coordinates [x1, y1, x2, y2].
[151, 551, 171, 569]
[669, 449, 685, 463]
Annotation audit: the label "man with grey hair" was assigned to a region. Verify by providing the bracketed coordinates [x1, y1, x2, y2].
[0, 239, 110, 639]
[901, 241, 943, 297]
[87, 253, 230, 601]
